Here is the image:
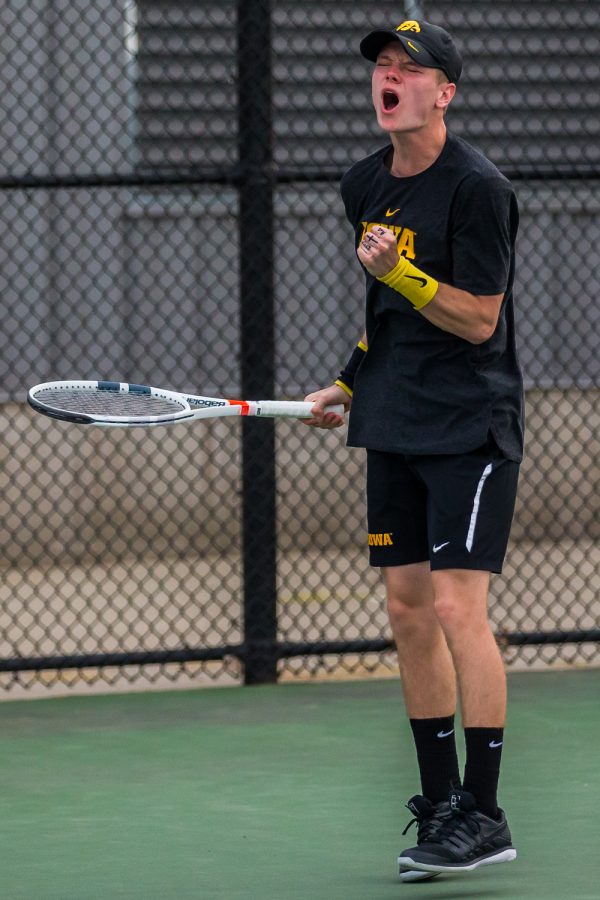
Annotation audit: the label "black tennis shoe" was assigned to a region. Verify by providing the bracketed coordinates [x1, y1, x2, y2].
[398, 795, 450, 883]
[398, 789, 517, 874]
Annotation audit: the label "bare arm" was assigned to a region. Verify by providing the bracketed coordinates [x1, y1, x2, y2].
[419, 282, 503, 345]
[358, 226, 503, 345]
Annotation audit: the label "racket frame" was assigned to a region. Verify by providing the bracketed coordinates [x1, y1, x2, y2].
[27, 380, 344, 426]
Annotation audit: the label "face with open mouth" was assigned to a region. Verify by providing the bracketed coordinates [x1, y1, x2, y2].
[371, 42, 447, 134]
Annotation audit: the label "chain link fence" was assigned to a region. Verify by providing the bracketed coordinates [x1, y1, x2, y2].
[1, 0, 599, 695]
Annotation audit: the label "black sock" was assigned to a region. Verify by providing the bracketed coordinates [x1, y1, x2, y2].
[462, 727, 504, 819]
[409, 715, 461, 804]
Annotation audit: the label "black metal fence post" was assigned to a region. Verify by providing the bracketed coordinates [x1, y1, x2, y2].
[237, 0, 278, 684]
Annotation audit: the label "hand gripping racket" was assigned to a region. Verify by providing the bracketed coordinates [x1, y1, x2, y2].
[27, 381, 344, 427]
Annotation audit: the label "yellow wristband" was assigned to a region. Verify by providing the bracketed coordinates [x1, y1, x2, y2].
[335, 379, 353, 398]
[377, 257, 439, 310]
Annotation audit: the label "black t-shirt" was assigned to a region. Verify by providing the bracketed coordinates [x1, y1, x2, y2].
[341, 132, 524, 462]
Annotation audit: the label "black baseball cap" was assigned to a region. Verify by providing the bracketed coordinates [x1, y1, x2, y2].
[360, 20, 463, 84]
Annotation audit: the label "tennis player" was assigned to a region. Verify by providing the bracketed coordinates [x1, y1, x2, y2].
[305, 18, 524, 881]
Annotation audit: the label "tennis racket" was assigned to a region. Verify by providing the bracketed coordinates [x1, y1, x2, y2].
[27, 380, 345, 427]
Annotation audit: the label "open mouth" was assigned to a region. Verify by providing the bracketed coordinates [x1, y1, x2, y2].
[382, 90, 400, 111]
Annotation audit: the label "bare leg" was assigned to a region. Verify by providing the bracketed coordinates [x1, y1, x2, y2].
[383, 562, 456, 717]
[430, 569, 506, 727]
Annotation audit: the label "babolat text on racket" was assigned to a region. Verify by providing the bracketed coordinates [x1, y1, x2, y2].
[27, 381, 345, 427]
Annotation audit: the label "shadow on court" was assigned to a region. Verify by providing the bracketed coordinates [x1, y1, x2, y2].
[0, 671, 598, 900]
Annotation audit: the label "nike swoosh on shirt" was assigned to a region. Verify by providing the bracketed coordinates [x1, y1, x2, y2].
[385, 207, 400, 217]
[406, 274, 428, 288]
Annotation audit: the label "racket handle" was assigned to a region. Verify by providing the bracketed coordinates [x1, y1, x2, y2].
[253, 401, 345, 418]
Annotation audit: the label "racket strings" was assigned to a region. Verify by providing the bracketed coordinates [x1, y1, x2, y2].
[33, 388, 186, 417]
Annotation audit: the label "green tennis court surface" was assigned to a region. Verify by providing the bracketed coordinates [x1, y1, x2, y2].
[1, 671, 598, 900]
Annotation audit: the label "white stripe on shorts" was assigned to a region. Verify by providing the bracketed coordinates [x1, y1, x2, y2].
[466, 463, 493, 552]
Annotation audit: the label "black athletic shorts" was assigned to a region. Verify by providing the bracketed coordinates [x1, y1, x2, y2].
[366, 435, 520, 573]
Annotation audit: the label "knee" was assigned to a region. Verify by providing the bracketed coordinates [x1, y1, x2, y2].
[433, 593, 471, 635]
[387, 588, 433, 638]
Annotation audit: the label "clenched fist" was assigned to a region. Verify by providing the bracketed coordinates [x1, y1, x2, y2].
[356, 225, 400, 277]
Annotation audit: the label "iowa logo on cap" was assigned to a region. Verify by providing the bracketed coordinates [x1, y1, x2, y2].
[396, 21, 421, 33]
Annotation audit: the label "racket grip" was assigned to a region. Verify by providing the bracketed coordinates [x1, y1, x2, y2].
[253, 401, 345, 418]
[324, 404, 345, 417]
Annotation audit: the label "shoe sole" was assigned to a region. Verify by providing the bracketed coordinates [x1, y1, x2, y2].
[397, 847, 517, 874]
[399, 866, 440, 883]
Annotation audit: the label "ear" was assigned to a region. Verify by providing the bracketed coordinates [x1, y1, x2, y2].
[436, 81, 456, 110]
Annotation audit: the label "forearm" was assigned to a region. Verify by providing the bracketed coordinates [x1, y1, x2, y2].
[419, 283, 501, 345]
[376, 257, 501, 345]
